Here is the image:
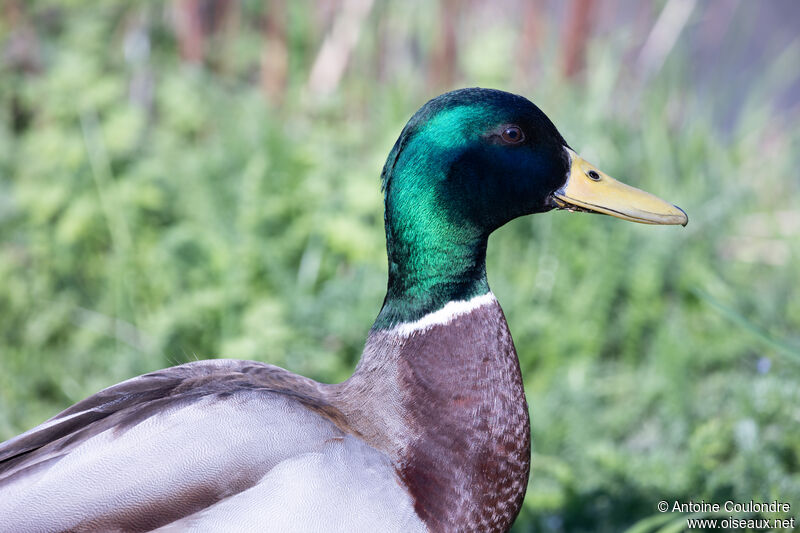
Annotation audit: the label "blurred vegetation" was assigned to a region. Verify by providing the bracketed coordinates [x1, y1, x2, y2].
[0, 1, 798, 531]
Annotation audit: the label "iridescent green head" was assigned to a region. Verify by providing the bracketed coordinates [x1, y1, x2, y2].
[382, 88, 569, 240]
[375, 88, 686, 329]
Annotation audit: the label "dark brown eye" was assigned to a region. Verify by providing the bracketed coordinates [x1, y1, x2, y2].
[500, 126, 524, 144]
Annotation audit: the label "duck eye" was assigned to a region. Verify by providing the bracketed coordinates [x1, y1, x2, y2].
[587, 170, 601, 181]
[500, 126, 524, 144]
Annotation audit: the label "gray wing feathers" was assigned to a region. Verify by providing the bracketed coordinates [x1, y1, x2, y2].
[0, 359, 341, 479]
[0, 360, 424, 532]
[0, 367, 190, 476]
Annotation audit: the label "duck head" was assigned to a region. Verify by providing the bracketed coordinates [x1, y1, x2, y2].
[376, 88, 687, 329]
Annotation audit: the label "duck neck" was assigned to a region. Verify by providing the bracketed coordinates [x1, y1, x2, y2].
[374, 228, 489, 331]
[342, 295, 530, 532]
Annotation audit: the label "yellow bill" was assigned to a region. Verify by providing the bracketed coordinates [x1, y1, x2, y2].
[552, 148, 688, 226]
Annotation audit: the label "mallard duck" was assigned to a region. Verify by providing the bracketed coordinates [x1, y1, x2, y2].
[0, 88, 686, 532]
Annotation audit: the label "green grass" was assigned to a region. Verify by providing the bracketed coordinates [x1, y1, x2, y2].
[0, 3, 798, 532]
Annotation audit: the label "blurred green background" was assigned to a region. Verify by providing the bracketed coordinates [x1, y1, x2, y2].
[0, 1, 798, 531]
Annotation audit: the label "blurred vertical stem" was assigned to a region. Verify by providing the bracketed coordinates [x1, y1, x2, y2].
[636, 0, 697, 80]
[514, 0, 544, 83]
[80, 111, 136, 353]
[561, 0, 595, 79]
[307, 0, 374, 97]
[260, 0, 289, 104]
[429, 0, 459, 89]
